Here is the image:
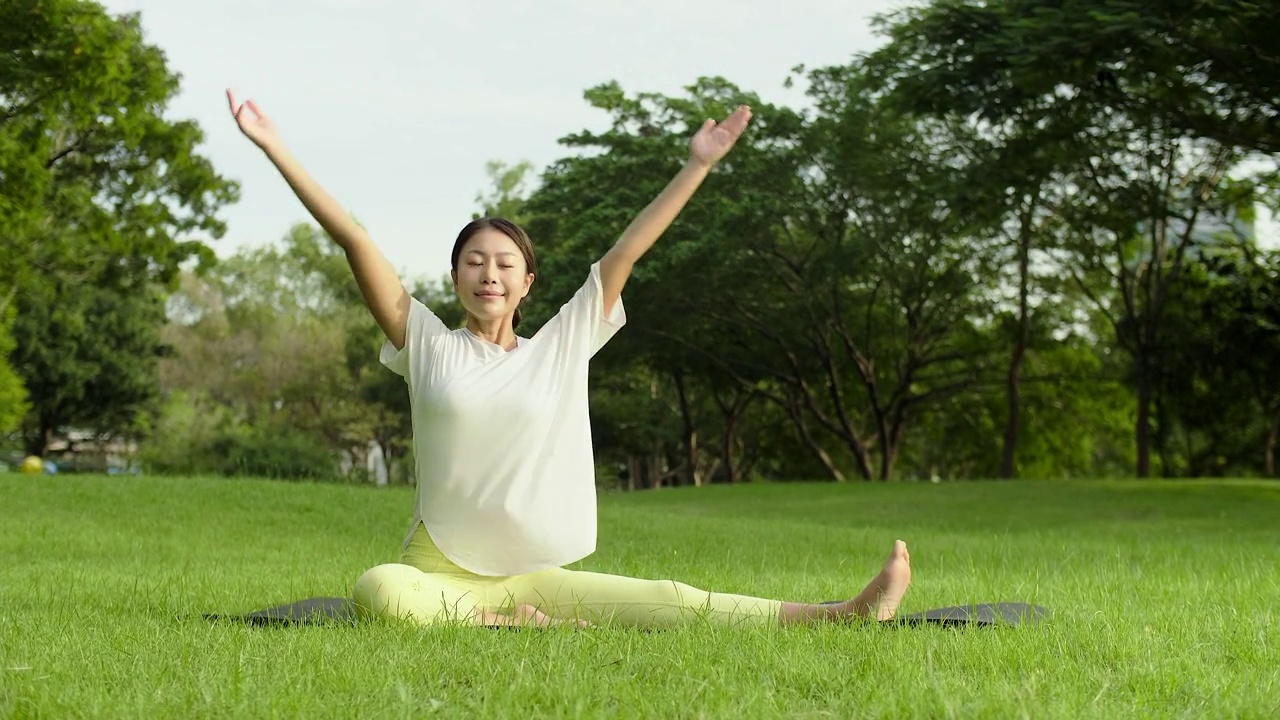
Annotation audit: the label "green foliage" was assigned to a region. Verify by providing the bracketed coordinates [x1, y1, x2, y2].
[12, 271, 169, 455]
[1153, 248, 1280, 476]
[0, 308, 30, 434]
[1, 0, 238, 454]
[137, 390, 234, 476]
[473, 159, 537, 226]
[522, 71, 1002, 481]
[151, 224, 468, 483]
[139, 391, 340, 480]
[867, 0, 1280, 154]
[1, 0, 237, 292]
[14, 0, 1273, 483]
[907, 333, 1136, 479]
[206, 423, 342, 481]
[865, 0, 1276, 478]
[157, 226, 383, 480]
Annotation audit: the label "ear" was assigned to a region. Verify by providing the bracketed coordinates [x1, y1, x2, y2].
[521, 273, 535, 298]
[450, 269, 458, 288]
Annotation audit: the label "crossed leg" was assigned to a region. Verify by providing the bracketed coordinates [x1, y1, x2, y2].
[352, 536, 912, 629]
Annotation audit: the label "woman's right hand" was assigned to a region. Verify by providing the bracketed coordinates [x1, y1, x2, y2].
[226, 89, 282, 150]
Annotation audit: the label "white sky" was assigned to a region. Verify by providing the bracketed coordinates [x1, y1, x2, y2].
[103, 0, 1276, 283]
[100, 0, 912, 282]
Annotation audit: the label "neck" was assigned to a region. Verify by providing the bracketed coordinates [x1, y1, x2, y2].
[466, 315, 519, 351]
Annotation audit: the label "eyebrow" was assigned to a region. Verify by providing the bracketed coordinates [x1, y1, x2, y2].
[465, 250, 517, 257]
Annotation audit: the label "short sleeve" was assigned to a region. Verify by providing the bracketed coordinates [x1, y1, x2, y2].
[379, 296, 451, 378]
[591, 266, 626, 355]
[542, 261, 626, 360]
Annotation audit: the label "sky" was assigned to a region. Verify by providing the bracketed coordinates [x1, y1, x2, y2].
[102, 0, 1276, 283]
[100, 0, 915, 282]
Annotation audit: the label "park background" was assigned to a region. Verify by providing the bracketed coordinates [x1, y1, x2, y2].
[3, 3, 1279, 718]
[2, 0, 1278, 485]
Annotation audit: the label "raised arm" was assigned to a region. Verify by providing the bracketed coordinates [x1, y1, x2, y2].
[598, 105, 752, 316]
[226, 90, 412, 349]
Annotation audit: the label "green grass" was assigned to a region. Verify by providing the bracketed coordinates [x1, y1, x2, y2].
[1, 475, 1278, 719]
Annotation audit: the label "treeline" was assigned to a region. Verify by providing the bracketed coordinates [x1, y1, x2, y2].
[2, 0, 1277, 484]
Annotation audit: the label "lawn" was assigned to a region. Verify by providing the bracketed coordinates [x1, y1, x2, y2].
[1, 474, 1277, 719]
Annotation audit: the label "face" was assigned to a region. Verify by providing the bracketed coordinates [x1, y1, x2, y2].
[451, 228, 534, 324]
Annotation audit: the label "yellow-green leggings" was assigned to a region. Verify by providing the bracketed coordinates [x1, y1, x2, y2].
[352, 524, 783, 629]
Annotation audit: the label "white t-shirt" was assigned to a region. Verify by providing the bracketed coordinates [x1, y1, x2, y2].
[380, 261, 626, 576]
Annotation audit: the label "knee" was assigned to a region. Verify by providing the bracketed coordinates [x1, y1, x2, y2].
[653, 579, 700, 606]
[352, 563, 418, 619]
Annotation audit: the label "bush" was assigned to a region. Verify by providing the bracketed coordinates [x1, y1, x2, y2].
[208, 425, 340, 481]
[138, 391, 231, 475]
[140, 391, 341, 481]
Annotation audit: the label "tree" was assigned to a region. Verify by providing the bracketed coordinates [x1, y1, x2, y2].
[474, 159, 537, 225]
[867, 0, 1280, 155]
[2, 0, 238, 452]
[759, 64, 999, 480]
[1156, 248, 1280, 476]
[904, 296, 1137, 480]
[1067, 128, 1253, 477]
[13, 271, 169, 456]
[522, 71, 1000, 482]
[2, 0, 237, 291]
[156, 223, 464, 482]
[868, 0, 1270, 477]
[162, 226, 380, 476]
[521, 78, 833, 484]
[0, 310, 29, 434]
[345, 274, 464, 482]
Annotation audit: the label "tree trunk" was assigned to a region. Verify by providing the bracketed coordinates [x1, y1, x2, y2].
[1136, 364, 1153, 478]
[879, 443, 899, 481]
[377, 437, 397, 486]
[1001, 193, 1038, 479]
[738, 443, 759, 482]
[647, 450, 665, 489]
[1155, 393, 1175, 478]
[1265, 410, 1278, 478]
[999, 361, 1023, 479]
[722, 406, 740, 484]
[715, 386, 751, 484]
[672, 371, 701, 487]
[881, 414, 907, 481]
[25, 419, 53, 458]
[1001, 275, 1030, 474]
[627, 456, 639, 491]
[784, 396, 846, 481]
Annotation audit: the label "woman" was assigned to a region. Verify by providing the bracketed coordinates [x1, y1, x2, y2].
[226, 89, 911, 629]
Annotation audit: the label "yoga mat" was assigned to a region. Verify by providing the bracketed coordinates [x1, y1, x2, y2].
[205, 598, 1049, 628]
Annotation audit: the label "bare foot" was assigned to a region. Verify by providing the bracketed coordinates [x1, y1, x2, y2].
[846, 540, 912, 621]
[776, 540, 913, 625]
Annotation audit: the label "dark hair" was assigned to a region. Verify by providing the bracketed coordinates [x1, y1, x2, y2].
[450, 217, 538, 329]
